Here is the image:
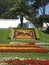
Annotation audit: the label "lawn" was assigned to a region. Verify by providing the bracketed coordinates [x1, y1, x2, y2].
[0, 28, 49, 60]
[0, 52, 49, 60]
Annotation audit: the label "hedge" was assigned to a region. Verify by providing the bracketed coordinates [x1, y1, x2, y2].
[34, 28, 40, 39]
[8, 28, 14, 39]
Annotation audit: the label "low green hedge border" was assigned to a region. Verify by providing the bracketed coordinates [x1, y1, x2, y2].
[8, 28, 14, 39]
[34, 28, 40, 39]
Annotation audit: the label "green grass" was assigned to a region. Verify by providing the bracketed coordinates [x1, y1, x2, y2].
[0, 28, 49, 59]
[0, 52, 49, 60]
[0, 28, 49, 43]
[39, 31, 49, 43]
[0, 29, 9, 43]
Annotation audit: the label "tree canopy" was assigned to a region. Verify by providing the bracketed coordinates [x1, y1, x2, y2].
[0, 0, 49, 27]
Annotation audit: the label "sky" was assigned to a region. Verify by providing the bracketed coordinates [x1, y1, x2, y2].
[0, 4, 49, 28]
[45, 4, 49, 14]
[39, 4, 49, 15]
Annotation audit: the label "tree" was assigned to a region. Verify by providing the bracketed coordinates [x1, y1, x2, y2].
[39, 14, 49, 27]
[28, 0, 49, 28]
[0, 0, 34, 27]
[0, 0, 18, 18]
[0, 0, 49, 28]
[31, 0, 49, 16]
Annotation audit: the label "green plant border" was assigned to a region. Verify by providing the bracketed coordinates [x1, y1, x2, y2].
[8, 28, 14, 39]
[34, 28, 40, 39]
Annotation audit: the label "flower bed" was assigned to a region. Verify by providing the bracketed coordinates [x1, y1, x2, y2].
[13, 29, 35, 39]
[26, 42, 35, 45]
[0, 42, 35, 47]
[0, 58, 49, 65]
[0, 44, 48, 52]
[8, 28, 41, 40]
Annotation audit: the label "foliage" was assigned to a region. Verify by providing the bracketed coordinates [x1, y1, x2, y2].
[0, 0, 18, 18]
[0, 0, 34, 27]
[27, 16, 41, 27]
[34, 28, 40, 39]
[38, 14, 49, 28]
[46, 26, 49, 34]
[8, 28, 14, 39]
[0, 0, 49, 27]
[39, 14, 49, 23]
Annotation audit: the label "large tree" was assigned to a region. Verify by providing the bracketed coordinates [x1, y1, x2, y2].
[0, 0, 49, 28]
[27, 0, 49, 27]
[39, 14, 49, 27]
[31, 0, 49, 16]
[0, 0, 34, 27]
[0, 0, 18, 18]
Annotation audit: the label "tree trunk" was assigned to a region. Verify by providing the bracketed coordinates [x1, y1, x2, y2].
[20, 15, 23, 27]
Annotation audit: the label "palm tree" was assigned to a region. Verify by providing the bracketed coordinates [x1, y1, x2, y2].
[1, 0, 49, 28]
[1, 0, 34, 27]
[0, 0, 18, 18]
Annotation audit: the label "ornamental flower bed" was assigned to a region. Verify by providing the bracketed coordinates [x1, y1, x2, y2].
[0, 42, 35, 47]
[0, 44, 48, 52]
[13, 29, 35, 39]
[0, 57, 49, 65]
[26, 42, 35, 45]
